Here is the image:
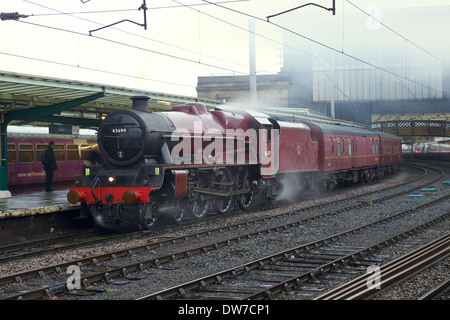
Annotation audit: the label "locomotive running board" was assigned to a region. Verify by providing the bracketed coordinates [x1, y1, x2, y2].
[193, 187, 251, 197]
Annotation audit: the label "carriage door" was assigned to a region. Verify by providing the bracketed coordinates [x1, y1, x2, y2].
[259, 123, 278, 177]
[350, 138, 356, 168]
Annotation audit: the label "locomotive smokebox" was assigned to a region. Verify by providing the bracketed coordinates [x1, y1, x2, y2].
[131, 96, 150, 112]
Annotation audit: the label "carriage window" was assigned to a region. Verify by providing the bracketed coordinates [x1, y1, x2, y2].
[337, 137, 341, 156]
[19, 144, 34, 163]
[441, 144, 450, 152]
[430, 144, 439, 152]
[348, 138, 352, 156]
[36, 144, 46, 163]
[372, 139, 376, 154]
[80, 145, 93, 161]
[54, 144, 65, 162]
[7, 144, 16, 163]
[67, 144, 80, 161]
[331, 138, 334, 154]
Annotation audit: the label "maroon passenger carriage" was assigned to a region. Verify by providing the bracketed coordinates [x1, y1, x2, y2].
[6, 126, 97, 187]
[306, 123, 401, 191]
[67, 97, 402, 232]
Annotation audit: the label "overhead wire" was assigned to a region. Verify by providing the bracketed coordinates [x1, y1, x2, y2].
[170, 0, 329, 99]
[345, 0, 448, 66]
[30, 0, 249, 16]
[198, 0, 443, 95]
[29, 8, 138, 17]
[9, 0, 344, 98]
[17, 19, 250, 75]
[23, 0, 255, 74]
[5, 0, 444, 98]
[6, 1, 258, 94]
[0, 49, 194, 90]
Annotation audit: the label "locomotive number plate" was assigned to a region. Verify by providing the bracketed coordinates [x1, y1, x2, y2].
[111, 128, 127, 134]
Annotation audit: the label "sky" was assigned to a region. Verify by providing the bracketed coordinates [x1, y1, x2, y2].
[1, 0, 449, 97]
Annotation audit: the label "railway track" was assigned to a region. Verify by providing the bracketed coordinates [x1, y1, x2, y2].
[418, 276, 450, 300]
[0, 162, 447, 300]
[314, 233, 450, 300]
[137, 210, 449, 300]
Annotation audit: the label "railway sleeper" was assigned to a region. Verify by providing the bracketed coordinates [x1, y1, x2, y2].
[286, 259, 333, 267]
[309, 269, 327, 282]
[243, 272, 295, 282]
[104, 273, 130, 285]
[46, 284, 67, 298]
[195, 286, 256, 296]
[122, 268, 146, 281]
[292, 255, 338, 263]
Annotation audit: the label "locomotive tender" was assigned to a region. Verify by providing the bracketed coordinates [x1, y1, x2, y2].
[67, 97, 402, 232]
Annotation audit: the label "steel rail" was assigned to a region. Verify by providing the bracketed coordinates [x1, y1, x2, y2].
[314, 234, 450, 300]
[417, 277, 450, 300]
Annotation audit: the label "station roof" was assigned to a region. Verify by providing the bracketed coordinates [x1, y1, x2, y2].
[0, 71, 220, 127]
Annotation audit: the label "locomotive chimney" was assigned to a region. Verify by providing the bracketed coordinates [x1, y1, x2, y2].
[131, 96, 150, 112]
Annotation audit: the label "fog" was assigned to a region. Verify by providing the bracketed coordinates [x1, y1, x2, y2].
[280, 3, 450, 66]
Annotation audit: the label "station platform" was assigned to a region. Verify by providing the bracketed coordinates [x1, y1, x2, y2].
[0, 187, 79, 220]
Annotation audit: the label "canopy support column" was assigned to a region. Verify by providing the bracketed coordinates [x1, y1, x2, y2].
[0, 121, 10, 198]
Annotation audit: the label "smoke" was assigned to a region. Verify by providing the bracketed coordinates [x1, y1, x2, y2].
[273, 175, 298, 202]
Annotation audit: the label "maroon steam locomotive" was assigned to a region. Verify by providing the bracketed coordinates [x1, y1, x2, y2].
[67, 97, 401, 232]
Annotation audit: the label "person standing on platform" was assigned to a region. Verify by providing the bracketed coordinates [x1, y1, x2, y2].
[41, 141, 57, 192]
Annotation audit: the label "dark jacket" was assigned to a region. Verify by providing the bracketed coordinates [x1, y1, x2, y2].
[43, 146, 57, 171]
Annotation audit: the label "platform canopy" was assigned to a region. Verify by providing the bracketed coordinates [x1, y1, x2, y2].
[0, 71, 220, 128]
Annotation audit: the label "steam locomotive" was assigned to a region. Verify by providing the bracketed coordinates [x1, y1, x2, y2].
[67, 97, 402, 232]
